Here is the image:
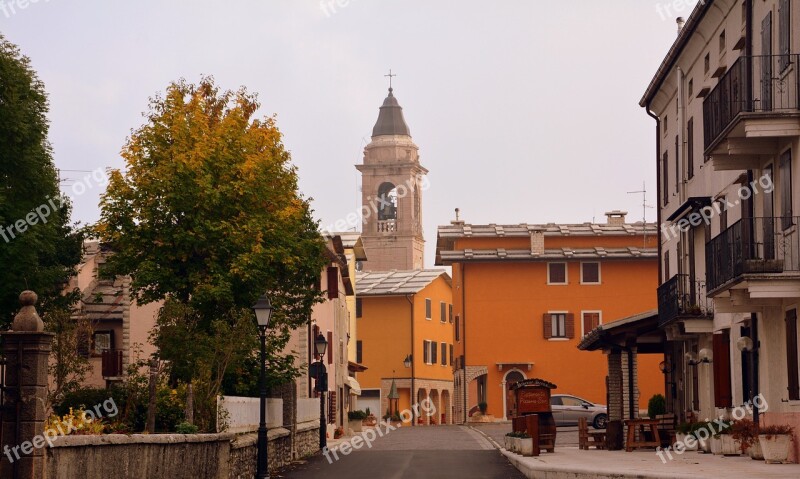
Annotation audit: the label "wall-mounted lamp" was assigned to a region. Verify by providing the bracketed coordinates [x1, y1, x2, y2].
[658, 360, 673, 374]
[686, 349, 712, 366]
[736, 336, 754, 352]
[403, 354, 412, 369]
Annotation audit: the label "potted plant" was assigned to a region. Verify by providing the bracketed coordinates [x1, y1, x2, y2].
[692, 422, 712, 453]
[730, 419, 760, 458]
[478, 402, 488, 415]
[364, 408, 377, 427]
[504, 432, 515, 451]
[676, 422, 698, 451]
[647, 394, 667, 419]
[517, 432, 533, 456]
[348, 410, 367, 433]
[716, 421, 741, 456]
[758, 424, 795, 464]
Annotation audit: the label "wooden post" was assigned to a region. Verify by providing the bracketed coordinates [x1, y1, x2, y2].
[526, 414, 540, 457]
[146, 360, 157, 433]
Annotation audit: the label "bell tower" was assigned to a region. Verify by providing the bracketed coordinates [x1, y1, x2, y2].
[356, 86, 427, 271]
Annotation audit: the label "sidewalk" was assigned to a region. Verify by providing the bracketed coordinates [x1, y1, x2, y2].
[471, 426, 800, 479]
[501, 447, 800, 479]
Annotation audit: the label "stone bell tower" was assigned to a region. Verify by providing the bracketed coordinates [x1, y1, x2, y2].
[356, 87, 427, 271]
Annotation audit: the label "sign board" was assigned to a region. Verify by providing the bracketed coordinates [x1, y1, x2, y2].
[517, 388, 551, 414]
[309, 361, 326, 378]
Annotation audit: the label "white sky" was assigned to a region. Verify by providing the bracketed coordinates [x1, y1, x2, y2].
[1, 0, 699, 267]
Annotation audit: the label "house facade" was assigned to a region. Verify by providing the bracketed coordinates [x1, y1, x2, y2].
[641, 0, 800, 458]
[436, 212, 664, 424]
[355, 270, 454, 425]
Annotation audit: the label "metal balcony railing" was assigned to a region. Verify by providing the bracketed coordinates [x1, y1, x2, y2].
[657, 274, 713, 328]
[703, 54, 800, 150]
[705, 216, 800, 292]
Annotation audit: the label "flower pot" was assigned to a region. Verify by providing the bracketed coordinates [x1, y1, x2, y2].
[518, 437, 533, 456]
[697, 435, 711, 453]
[719, 435, 742, 456]
[503, 436, 511, 450]
[748, 439, 764, 460]
[348, 419, 363, 433]
[759, 434, 792, 464]
[676, 433, 698, 451]
[710, 436, 722, 455]
[511, 437, 521, 453]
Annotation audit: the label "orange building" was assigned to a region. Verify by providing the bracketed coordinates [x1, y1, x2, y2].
[436, 211, 664, 423]
[355, 270, 454, 425]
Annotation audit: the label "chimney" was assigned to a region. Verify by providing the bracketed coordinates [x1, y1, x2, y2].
[676, 17, 685, 35]
[605, 210, 628, 226]
[530, 229, 544, 256]
[451, 207, 465, 226]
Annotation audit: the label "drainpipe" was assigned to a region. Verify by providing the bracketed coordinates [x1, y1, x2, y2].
[677, 67, 686, 203]
[405, 294, 415, 427]
[751, 313, 760, 427]
[462, 264, 468, 424]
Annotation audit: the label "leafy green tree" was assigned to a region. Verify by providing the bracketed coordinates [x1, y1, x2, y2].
[97, 77, 326, 428]
[0, 35, 83, 324]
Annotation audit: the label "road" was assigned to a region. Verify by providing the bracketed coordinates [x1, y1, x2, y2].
[277, 425, 527, 479]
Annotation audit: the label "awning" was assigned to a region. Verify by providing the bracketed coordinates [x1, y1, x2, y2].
[346, 376, 361, 395]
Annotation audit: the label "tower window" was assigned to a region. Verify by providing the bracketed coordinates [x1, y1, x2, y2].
[376, 182, 398, 221]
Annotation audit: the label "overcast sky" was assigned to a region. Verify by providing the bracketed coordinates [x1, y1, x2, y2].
[2, 0, 698, 267]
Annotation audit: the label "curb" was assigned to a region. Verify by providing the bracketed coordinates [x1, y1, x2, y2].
[468, 425, 501, 450]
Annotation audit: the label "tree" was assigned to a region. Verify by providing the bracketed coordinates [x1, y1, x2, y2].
[0, 35, 83, 324]
[97, 77, 326, 428]
[45, 308, 91, 408]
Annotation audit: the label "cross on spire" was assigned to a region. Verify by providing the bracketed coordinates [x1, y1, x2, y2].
[385, 69, 396, 90]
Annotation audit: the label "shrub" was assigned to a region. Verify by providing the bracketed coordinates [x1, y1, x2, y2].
[348, 410, 367, 421]
[676, 422, 694, 435]
[478, 402, 488, 414]
[53, 387, 126, 417]
[760, 424, 795, 438]
[365, 407, 372, 417]
[647, 394, 666, 419]
[730, 419, 758, 452]
[175, 421, 199, 434]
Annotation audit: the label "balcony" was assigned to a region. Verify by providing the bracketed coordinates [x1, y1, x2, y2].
[657, 274, 713, 328]
[101, 349, 124, 378]
[377, 219, 396, 233]
[705, 217, 800, 294]
[703, 54, 800, 153]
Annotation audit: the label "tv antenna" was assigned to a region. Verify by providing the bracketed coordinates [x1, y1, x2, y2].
[627, 181, 654, 248]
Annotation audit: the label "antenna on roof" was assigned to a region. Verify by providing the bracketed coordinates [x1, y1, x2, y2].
[627, 182, 653, 248]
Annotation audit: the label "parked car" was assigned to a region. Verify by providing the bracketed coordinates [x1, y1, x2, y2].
[550, 394, 607, 429]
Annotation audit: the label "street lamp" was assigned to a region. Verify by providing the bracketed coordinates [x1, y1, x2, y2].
[403, 354, 412, 369]
[314, 333, 328, 449]
[253, 295, 273, 479]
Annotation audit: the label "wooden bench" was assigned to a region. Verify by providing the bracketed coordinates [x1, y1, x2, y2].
[579, 417, 606, 450]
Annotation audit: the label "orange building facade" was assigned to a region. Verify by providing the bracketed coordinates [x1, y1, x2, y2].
[355, 270, 454, 425]
[436, 212, 665, 423]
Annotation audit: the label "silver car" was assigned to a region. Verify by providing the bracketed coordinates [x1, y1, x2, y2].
[550, 394, 608, 429]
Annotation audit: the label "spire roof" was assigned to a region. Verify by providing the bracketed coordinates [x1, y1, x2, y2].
[371, 88, 411, 137]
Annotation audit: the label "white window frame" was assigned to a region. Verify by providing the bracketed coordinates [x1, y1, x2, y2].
[580, 262, 601, 285]
[580, 310, 603, 338]
[547, 262, 568, 285]
[548, 310, 569, 341]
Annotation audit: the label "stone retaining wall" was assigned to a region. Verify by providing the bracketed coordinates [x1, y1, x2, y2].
[45, 421, 320, 479]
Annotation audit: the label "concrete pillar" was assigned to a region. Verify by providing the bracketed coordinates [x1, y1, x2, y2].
[0, 291, 55, 479]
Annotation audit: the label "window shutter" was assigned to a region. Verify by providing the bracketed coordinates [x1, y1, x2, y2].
[441, 302, 446, 322]
[432, 342, 438, 364]
[543, 314, 553, 339]
[713, 331, 733, 408]
[356, 340, 363, 364]
[687, 118, 694, 179]
[441, 343, 447, 365]
[566, 313, 575, 339]
[327, 331, 333, 365]
[356, 298, 362, 318]
[449, 304, 453, 323]
[425, 299, 432, 319]
[450, 344, 454, 366]
[423, 340, 429, 364]
[779, 0, 790, 70]
[327, 266, 339, 300]
[786, 309, 800, 401]
[455, 315, 460, 341]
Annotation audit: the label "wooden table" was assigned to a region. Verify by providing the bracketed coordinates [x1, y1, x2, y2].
[624, 419, 661, 452]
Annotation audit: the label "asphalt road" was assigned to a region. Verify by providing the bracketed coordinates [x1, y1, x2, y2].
[276, 425, 527, 479]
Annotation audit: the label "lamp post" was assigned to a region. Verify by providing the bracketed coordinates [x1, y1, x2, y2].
[314, 333, 329, 449]
[403, 354, 414, 426]
[253, 295, 273, 479]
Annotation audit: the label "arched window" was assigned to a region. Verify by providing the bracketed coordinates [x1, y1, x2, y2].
[377, 182, 398, 220]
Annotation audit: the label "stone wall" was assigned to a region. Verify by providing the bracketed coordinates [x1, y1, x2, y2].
[45, 422, 320, 479]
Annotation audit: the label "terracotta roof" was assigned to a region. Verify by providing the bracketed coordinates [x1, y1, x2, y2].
[438, 247, 656, 264]
[356, 269, 450, 296]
